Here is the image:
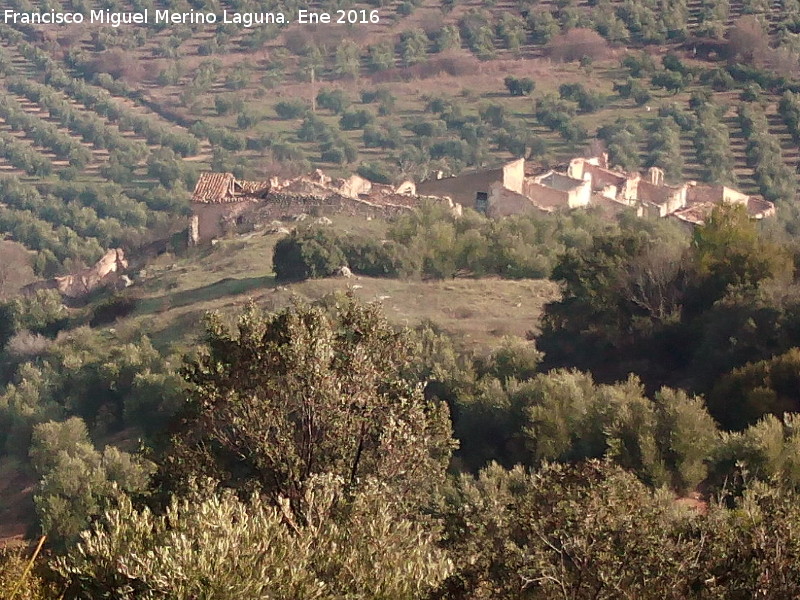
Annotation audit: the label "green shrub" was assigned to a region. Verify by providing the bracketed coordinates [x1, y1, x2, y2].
[57, 479, 451, 600]
[316, 88, 351, 114]
[274, 99, 309, 119]
[339, 109, 375, 130]
[343, 237, 417, 277]
[89, 295, 138, 327]
[504, 76, 535, 96]
[356, 162, 394, 184]
[273, 228, 347, 281]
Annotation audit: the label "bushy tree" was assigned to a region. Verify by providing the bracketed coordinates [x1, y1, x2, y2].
[315, 88, 350, 114]
[647, 116, 684, 181]
[367, 42, 395, 72]
[343, 236, 417, 277]
[162, 296, 455, 516]
[400, 28, 429, 66]
[333, 40, 361, 78]
[459, 10, 496, 58]
[146, 148, 186, 189]
[651, 69, 687, 94]
[692, 203, 792, 303]
[274, 99, 309, 119]
[435, 460, 800, 599]
[434, 25, 461, 52]
[0, 547, 53, 600]
[30, 417, 154, 549]
[709, 348, 800, 430]
[496, 13, 526, 51]
[339, 108, 374, 130]
[694, 102, 737, 185]
[272, 228, 347, 281]
[597, 118, 644, 172]
[3, 289, 67, 338]
[57, 477, 451, 600]
[622, 51, 656, 77]
[528, 11, 560, 44]
[504, 76, 535, 96]
[539, 229, 689, 378]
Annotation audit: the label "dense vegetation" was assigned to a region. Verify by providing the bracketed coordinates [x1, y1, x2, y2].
[3, 204, 800, 597]
[273, 202, 685, 281]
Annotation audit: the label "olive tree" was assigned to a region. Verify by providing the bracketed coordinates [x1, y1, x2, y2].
[162, 296, 455, 518]
[56, 477, 451, 600]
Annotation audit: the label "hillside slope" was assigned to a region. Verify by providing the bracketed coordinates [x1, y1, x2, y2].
[1, 0, 799, 285]
[104, 217, 560, 353]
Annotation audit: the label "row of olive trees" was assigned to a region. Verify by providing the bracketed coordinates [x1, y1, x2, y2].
[3, 39, 201, 157]
[273, 91, 523, 176]
[646, 115, 684, 181]
[0, 177, 163, 273]
[6, 78, 148, 159]
[738, 102, 796, 202]
[0, 206, 104, 275]
[52, 182, 152, 228]
[0, 94, 92, 168]
[6, 73, 194, 189]
[59, 78, 200, 156]
[272, 0, 690, 83]
[778, 90, 800, 143]
[693, 101, 737, 184]
[695, 0, 730, 38]
[0, 178, 138, 248]
[0, 130, 52, 176]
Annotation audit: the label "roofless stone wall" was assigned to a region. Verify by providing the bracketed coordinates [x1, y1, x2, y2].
[253, 192, 412, 220]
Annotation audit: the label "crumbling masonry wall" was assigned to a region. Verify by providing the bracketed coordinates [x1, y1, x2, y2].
[488, 182, 539, 217]
[417, 168, 505, 209]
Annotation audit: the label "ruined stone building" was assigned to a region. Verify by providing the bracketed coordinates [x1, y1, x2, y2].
[427, 154, 775, 224]
[417, 158, 525, 212]
[190, 171, 423, 244]
[190, 159, 776, 245]
[562, 155, 774, 223]
[416, 158, 594, 216]
[567, 154, 639, 202]
[23, 248, 130, 299]
[673, 184, 776, 225]
[190, 172, 272, 243]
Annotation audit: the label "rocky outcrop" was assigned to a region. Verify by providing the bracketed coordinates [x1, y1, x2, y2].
[336, 174, 372, 198]
[23, 249, 129, 299]
[55, 248, 128, 298]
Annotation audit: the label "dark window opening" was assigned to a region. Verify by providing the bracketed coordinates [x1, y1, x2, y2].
[476, 192, 488, 213]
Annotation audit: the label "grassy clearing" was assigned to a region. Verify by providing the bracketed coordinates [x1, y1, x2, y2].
[109, 217, 558, 353]
[123, 271, 559, 354]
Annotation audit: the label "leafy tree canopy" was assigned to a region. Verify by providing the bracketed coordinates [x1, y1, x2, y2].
[162, 295, 455, 518]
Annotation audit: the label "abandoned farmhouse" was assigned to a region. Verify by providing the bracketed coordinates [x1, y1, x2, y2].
[190, 155, 775, 243]
[417, 155, 775, 224]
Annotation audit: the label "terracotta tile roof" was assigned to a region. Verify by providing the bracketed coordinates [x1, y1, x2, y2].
[192, 172, 235, 203]
[672, 202, 713, 225]
[747, 196, 776, 218]
[236, 180, 271, 195]
[673, 196, 776, 225]
[192, 172, 271, 203]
